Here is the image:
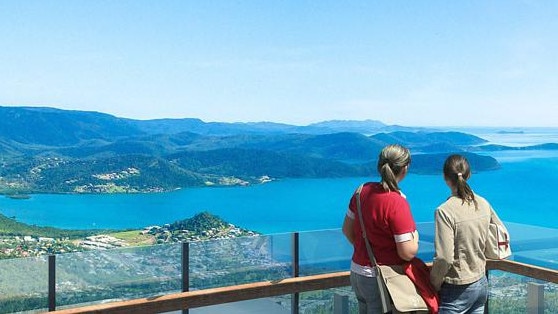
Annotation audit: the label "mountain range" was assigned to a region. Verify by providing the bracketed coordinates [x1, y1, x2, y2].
[2, 106, 551, 194]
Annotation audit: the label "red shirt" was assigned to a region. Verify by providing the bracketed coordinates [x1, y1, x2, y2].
[348, 182, 417, 266]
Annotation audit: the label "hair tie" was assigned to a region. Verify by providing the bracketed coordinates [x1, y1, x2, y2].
[457, 173, 463, 178]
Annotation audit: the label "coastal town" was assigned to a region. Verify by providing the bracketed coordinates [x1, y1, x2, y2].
[0, 212, 259, 259]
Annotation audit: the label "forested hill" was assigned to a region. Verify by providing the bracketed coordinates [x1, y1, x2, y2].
[0, 106, 519, 194]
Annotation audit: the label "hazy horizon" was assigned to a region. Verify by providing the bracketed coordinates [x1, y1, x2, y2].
[6, 104, 558, 130]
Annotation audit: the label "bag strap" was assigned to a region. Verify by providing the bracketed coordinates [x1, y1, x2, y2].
[355, 184, 379, 267]
[355, 184, 391, 313]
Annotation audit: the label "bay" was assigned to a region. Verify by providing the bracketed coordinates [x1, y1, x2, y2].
[1, 153, 558, 234]
[1, 128, 558, 234]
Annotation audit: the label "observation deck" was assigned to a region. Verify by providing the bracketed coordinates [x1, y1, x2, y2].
[1, 222, 557, 313]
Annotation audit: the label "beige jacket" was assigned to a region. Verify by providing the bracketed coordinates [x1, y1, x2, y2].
[430, 194, 495, 290]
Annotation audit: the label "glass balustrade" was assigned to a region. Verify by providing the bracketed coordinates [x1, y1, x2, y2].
[0, 222, 556, 313]
[0, 256, 48, 313]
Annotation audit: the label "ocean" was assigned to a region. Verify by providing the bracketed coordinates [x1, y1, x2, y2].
[1, 128, 557, 234]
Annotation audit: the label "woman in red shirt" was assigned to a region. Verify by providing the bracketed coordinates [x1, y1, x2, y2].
[342, 144, 419, 314]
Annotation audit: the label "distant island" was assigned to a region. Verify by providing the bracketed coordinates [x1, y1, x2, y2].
[0, 106, 515, 195]
[497, 130, 524, 134]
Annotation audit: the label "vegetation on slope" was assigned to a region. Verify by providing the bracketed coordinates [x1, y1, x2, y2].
[0, 213, 106, 238]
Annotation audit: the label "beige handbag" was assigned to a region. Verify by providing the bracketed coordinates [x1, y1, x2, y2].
[378, 264, 429, 313]
[355, 184, 428, 313]
[485, 207, 512, 259]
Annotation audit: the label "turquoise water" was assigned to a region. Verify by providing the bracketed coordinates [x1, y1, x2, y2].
[1, 150, 557, 234]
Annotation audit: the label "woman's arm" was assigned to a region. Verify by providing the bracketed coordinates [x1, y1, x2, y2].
[430, 209, 454, 291]
[395, 230, 419, 261]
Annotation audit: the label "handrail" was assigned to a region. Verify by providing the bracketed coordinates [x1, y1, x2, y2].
[47, 260, 558, 314]
[48, 271, 350, 314]
[487, 259, 558, 283]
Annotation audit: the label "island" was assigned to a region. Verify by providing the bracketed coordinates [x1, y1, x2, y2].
[5, 194, 31, 200]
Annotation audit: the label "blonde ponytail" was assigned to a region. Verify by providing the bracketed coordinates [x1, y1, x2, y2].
[377, 144, 411, 191]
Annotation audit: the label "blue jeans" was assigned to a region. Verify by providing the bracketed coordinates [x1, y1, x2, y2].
[350, 272, 386, 314]
[438, 276, 488, 314]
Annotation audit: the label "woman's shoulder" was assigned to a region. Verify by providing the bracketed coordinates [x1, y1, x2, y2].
[435, 197, 460, 216]
[438, 195, 458, 207]
[361, 182, 381, 192]
[472, 192, 490, 204]
[473, 193, 493, 211]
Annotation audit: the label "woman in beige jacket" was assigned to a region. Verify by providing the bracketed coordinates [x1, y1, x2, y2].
[430, 154, 493, 314]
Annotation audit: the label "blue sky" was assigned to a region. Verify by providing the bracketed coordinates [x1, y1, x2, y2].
[1, 1, 556, 127]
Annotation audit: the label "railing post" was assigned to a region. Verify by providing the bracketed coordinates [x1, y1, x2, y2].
[333, 293, 349, 314]
[527, 282, 544, 314]
[182, 242, 190, 314]
[291, 232, 299, 314]
[48, 254, 56, 311]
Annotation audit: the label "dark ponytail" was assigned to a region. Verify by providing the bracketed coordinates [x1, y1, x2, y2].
[443, 154, 478, 209]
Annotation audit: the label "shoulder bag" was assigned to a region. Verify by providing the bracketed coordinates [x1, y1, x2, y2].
[355, 184, 429, 313]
